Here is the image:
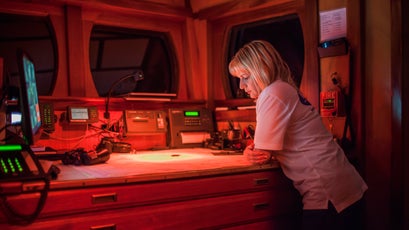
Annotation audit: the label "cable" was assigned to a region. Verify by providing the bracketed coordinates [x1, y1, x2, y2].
[0, 145, 50, 225]
[0, 177, 49, 225]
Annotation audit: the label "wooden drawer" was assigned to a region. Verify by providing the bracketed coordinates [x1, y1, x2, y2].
[224, 215, 302, 230]
[1, 189, 301, 230]
[1, 170, 293, 218]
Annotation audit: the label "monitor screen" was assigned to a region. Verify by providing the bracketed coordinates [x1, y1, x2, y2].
[17, 49, 42, 145]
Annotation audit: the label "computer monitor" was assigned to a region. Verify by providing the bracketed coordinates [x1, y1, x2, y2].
[16, 49, 42, 145]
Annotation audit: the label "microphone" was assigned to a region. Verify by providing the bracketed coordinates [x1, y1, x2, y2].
[104, 70, 144, 120]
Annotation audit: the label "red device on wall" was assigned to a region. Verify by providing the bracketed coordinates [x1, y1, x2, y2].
[320, 91, 345, 117]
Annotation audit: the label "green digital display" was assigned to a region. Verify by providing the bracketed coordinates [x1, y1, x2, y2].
[184, 111, 200, 117]
[0, 145, 22, 152]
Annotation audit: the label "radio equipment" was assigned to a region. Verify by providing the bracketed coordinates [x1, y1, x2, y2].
[168, 108, 214, 148]
[124, 110, 166, 135]
[0, 144, 51, 224]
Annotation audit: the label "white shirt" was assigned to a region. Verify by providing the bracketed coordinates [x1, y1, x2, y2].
[254, 80, 368, 212]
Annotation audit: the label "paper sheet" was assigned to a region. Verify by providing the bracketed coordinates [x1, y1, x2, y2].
[320, 8, 347, 42]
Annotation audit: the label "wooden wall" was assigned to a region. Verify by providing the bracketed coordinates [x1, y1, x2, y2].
[364, 0, 408, 229]
[0, 0, 320, 108]
[0, 0, 206, 150]
[318, 1, 408, 229]
[2, 0, 408, 228]
[206, 0, 319, 110]
[0, 0, 320, 150]
[0, 0, 206, 100]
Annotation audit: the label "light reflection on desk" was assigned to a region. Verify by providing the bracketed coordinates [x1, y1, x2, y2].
[49, 148, 278, 189]
[132, 152, 205, 162]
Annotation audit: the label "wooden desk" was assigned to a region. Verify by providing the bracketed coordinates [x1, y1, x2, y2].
[0, 148, 301, 229]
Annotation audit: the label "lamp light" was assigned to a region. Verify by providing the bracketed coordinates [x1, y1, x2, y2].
[104, 70, 144, 120]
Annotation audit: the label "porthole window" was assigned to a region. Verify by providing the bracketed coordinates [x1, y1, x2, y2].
[89, 25, 178, 97]
[0, 13, 57, 96]
[227, 14, 304, 98]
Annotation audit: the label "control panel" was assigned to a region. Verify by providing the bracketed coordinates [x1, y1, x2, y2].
[40, 103, 55, 132]
[0, 145, 38, 180]
[67, 106, 99, 123]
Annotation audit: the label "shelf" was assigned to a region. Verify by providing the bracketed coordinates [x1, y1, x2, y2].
[39, 96, 206, 111]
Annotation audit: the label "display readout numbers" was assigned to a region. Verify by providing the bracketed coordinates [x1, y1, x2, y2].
[184, 111, 200, 117]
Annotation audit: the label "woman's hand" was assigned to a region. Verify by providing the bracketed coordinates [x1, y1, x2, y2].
[244, 144, 273, 165]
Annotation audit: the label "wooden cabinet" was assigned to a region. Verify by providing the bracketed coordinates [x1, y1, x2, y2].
[0, 169, 301, 229]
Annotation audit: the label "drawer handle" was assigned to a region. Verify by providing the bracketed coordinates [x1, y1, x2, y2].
[90, 224, 116, 230]
[253, 202, 270, 210]
[254, 178, 269, 185]
[92, 193, 117, 204]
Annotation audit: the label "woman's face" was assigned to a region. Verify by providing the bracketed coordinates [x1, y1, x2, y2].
[236, 71, 260, 99]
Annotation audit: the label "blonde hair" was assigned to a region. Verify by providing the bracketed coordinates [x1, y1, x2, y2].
[228, 40, 297, 91]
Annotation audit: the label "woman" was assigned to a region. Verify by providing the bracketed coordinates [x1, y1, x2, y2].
[229, 40, 367, 230]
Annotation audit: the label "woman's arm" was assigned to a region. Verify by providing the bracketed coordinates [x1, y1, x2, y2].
[244, 143, 274, 165]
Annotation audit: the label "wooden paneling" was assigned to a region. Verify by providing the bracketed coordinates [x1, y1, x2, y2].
[183, 18, 208, 100]
[318, 0, 364, 165]
[390, 0, 408, 229]
[215, 110, 256, 122]
[363, 0, 394, 229]
[65, 5, 86, 96]
[194, 0, 297, 20]
[298, 0, 320, 109]
[64, 0, 190, 19]
[2, 0, 321, 153]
